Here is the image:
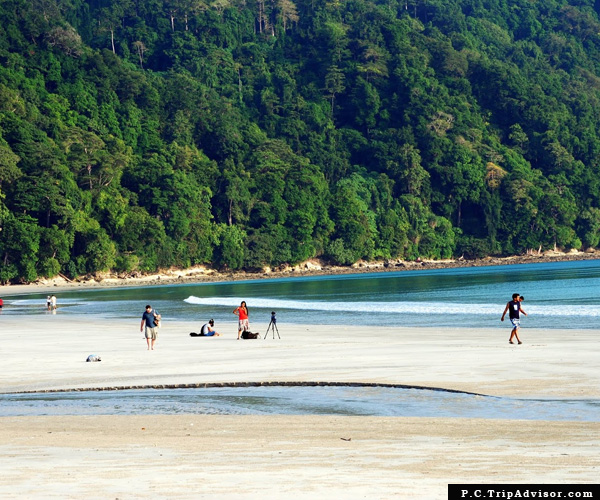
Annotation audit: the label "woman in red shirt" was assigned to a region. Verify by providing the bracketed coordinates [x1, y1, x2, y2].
[233, 301, 249, 340]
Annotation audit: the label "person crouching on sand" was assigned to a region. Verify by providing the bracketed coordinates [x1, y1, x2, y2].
[501, 293, 527, 344]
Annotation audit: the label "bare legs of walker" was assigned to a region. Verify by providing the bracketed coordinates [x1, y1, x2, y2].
[145, 331, 156, 350]
[509, 327, 522, 344]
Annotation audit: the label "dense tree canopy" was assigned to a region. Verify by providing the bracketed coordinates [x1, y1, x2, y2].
[2, 0, 600, 282]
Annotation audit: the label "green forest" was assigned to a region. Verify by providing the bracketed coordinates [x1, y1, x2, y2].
[2, 0, 600, 283]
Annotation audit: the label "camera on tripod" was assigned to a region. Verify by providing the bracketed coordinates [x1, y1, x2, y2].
[265, 310, 280, 339]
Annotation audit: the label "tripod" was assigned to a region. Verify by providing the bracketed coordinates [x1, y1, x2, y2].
[264, 317, 280, 339]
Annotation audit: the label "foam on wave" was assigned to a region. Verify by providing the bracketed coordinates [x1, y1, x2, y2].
[183, 296, 599, 317]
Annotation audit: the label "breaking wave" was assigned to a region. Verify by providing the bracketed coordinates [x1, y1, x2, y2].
[183, 296, 600, 317]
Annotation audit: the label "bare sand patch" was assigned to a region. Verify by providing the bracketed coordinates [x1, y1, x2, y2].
[0, 416, 598, 499]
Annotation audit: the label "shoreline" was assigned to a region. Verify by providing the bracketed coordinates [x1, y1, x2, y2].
[2, 250, 599, 296]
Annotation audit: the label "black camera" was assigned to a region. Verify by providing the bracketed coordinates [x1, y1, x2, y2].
[271, 311, 276, 323]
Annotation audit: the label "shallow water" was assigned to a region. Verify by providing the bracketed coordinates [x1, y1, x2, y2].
[3, 259, 600, 329]
[1, 386, 598, 421]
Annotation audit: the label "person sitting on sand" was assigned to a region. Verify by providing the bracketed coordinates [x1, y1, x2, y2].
[202, 319, 220, 336]
[189, 319, 221, 337]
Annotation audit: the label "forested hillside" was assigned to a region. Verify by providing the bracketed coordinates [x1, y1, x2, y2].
[2, 0, 600, 283]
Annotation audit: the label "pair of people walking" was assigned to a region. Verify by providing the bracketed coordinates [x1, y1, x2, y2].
[501, 294, 527, 344]
[46, 295, 57, 311]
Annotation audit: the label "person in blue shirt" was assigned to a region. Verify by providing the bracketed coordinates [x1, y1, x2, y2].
[140, 305, 160, 350]
[501, 293, 527, 344]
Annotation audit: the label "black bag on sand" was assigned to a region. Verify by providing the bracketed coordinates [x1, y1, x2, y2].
[189, 332, 204, 337]
[241, 331, 260, 339]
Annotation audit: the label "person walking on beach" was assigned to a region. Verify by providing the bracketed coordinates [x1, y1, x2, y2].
[141, 304, 160, 350]
[501, 293, 527, 344]
[233, 301, 249, 340]
[50, 295, 57, 311]
[46, 296, 52, 311]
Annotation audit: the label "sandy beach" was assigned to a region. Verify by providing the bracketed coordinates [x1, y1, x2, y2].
[0, 315, 598, 499]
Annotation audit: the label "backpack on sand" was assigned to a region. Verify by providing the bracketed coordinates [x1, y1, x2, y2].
[241, 330, 260, 339]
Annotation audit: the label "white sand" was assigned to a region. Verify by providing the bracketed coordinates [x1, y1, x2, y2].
[1, 317, 598, 397]
[0, 315, 598, 498]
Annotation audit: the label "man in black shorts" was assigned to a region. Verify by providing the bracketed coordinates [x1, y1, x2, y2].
[501, 293, 527, 344]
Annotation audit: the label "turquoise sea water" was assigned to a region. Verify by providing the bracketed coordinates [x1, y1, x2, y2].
[3, 259, 600, 329]
[2, 260, 599, 418]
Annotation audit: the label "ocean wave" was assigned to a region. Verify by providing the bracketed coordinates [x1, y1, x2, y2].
[7, 298, 90, 306]
[183, 296, 600, 317]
